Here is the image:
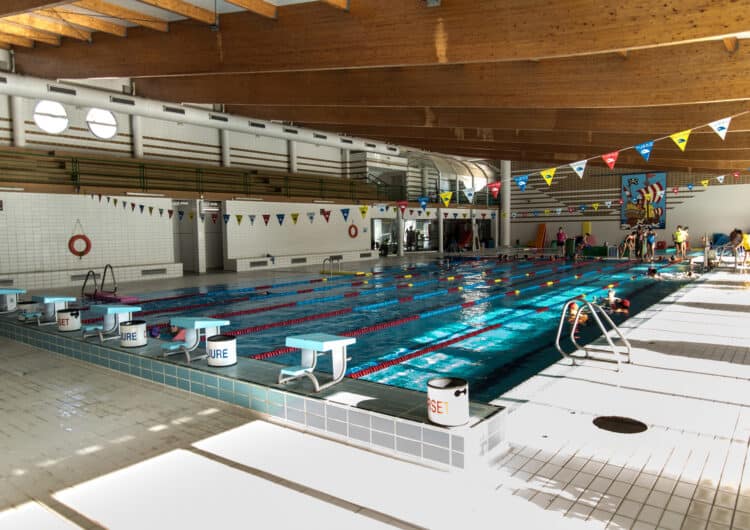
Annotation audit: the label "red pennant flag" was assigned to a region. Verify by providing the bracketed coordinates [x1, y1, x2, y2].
[130, 202, 136, 211]
[396, 200, 408, 215]
[262, 214, 270, 226]
[97, 194, 102, 202]
[322, 210, 331, 222]
[409, 209, 414, 216]
[618, 198, 624, 205]
[481, 213, 486, 219]
[168, 209, 174, 219]
[672, 186, 679, 194]
[602, 151, 619, 169]
[734, 171, 741, 181]
[487, 182, 502, 199]
[567, 207, 574, 213]
[211, 213, 218, 224]
[443, 212, 448, 218]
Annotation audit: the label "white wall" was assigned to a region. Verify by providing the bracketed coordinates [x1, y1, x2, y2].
[508, 184, 750, 248]
[0, 191, 180, 288]
[223, 200, 370, 259]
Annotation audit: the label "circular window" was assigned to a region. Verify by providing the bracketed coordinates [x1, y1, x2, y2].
[33, 100, 69, 134]
[86, 108, 118, 139]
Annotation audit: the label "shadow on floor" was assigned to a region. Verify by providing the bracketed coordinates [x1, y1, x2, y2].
[627, 338, 750, 364]
[674, 301, 750, 314]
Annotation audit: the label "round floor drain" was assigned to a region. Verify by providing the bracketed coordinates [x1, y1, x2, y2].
[593, 416, 647, 434]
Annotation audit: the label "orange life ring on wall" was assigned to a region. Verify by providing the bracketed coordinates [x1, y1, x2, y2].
[348, 224, 358, 238]
[68, 234, 92, 258]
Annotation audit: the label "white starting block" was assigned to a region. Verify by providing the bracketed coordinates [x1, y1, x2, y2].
[162, 317, 231, 363]
[279, 333, 356, 392]
[83, 304, 143, 342]
[21, 296, 77, 325]
[0, 288, 25, 313]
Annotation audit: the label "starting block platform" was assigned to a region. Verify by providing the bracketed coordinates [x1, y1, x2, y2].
[0, 288, 26, 313]
[83, 304, 142, 342]
[162, 317, 231, 363]
[19, 296, 77, 325]
[279, 333, 356, 392]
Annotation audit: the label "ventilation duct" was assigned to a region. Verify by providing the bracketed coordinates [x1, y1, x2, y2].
[0, 73, 400, 156]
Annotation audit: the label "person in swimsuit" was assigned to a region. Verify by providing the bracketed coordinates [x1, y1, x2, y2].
[645, 228, 656, 262]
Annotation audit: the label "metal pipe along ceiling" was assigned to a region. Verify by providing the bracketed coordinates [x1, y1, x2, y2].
[0, 73, 400, 157]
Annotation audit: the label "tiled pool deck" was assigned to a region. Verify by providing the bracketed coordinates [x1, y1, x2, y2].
[3, 261, 750, 529]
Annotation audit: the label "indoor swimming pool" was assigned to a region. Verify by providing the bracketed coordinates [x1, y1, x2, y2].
[79, 256, 689, 403]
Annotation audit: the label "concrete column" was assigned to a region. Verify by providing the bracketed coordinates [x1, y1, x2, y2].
[421, 166, 429, 196]
[471, 211, 477, 252]
[194, 200, 207, 274]
[493, 211, 500, 250]
[397, 212, 405, 257]
[220, 129, 231, 167]
[501, 160, 511, 247]
[131, 114, 144, 158]
[9, 96, 25, 148]
[438, 208, 444, 253]
[341, 149, 350, 178]
[288, 140, 298, 173]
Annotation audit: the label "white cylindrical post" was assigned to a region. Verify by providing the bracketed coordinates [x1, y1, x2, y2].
[10, 96, 25, 148]
[501, 160, 511, 248]
[438, 208, 444, 253]
[288, 140, 298, 173]
[220, 129, 231, 167]
[397, 211, 405, 257]
[131, 114, 144, 158]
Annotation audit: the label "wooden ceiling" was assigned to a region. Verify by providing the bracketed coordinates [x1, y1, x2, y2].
[5, 0, 750, 174]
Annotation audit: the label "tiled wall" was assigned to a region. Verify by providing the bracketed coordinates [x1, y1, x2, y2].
[0, 318, 507, 472]
[0, 192, 179, 289]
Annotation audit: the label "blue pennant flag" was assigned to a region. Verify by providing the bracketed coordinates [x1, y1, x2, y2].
[223, 214, 230, 224]
[635, 140, 654, 161]
[248, 215, 256, 225]
[514, 175, 528, 192]
[579, 205, 586, 212]
[687, 183, 694, 191]
[452, 212, 458, 219]
[490, 212, 496, 220]
[178, 210, 184, 221]
[418, 197, 429, 211]
[276, 213, 285, 225]
[341, 208, 350, 222]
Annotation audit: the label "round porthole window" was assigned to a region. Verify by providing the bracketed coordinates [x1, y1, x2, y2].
[33, 100, 69, 134]
[86, 108, 118, 139]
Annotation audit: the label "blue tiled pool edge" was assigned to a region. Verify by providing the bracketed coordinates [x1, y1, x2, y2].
[0, 319, 507, 471]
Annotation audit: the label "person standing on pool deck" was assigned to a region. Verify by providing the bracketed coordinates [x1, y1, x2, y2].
[682, 226, 690, 259]
[556, 227, 567, 256]
[673, 225, 685, 259]
[645, 228, 657, 262]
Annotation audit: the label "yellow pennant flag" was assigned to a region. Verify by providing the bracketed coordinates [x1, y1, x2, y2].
[462, 213, 468, 218]
[358, 205, 368, 218]
[541, 167, 556, 186]
[235, 214, 243, 225]
[425, 210, 430, 217]
[501, 212, 507, 218]
[592, 203, 599, 211]
[188, 211, 195, 220]
[291, 212, 299, 224]
[544, 209, 550, 214]
[670, 129, 691, 152]
[439, 191, 453, 207]
[701, 179, 709, 188]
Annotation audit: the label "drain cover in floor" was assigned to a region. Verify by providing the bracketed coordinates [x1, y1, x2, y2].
[593, 416, 647, 434]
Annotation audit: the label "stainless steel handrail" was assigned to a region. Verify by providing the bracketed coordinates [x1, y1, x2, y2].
[555, 298, 631, 371]
[100, 263, 117, 295]
[81, 270, 98, 300]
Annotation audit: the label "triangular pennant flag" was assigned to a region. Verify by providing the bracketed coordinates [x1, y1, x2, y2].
[322, 210, 331, 223]
[159, 208, 164, 217]
[481, 212, 487, 219]
[211, 213, 218, 224]
[235, 214, 242, 225]
[341, 208, 350, 222]
[249, 215, 256, 226]
[425, 210, 431, 217]
[487, 182, 502, 199]
[618, 198, 624, 205]
[262, 214, 270, 226]
[139, 204, 144, 214]
[148, 206, 153, 216]
[635, 140, 654, 162]
[709, 117, 731, 140]
[307, 212, 315, 223]
[543, 209, 549, 215]
[409, 209, 415, 216]
[439, 191, 453, 207]
[511, 212, 517, 218]
[734, 171, 741, 181]
[670, 129, 691, 152]
[443, 212, 449, 219]
[532, 210, 539, 217]
[291, 213, 299, 224]
[568, 207, 575, 213]
[716, 175, 725, 184]
[396, 201, 408, 215]
[592, 203, 600, 211]
[602, 151, 619, 169]
[700, 179, 709, 188]
[452, 213, 458, 219]
[418, 197, 429, 211]
[540, 167, 556, 186]
[168, 209, 174, 219]
[462, 213, 468, 218]
[569, 160, 587, 178]
[223, 214, 230, 224]
[130, 202, 136, 211]
[605, 200, 612, 208]
[177, 210, 184, 221]
[113, 199, 118, 207]
[672, 186, 679, 194]
[555, 208, 562, 215]
[687, 183, 694, 191]
[277, 213, 285, 226]
[199, 213, 205, 222]
[514, 175, 528, 192]
[189, 211, 195, 221]
[462, 188, 475, 203]
[106, 196, 111, 204]
[358, 206, 368, 218]
[97, 194, 102, 202]
[579, 205, 586, 212]
[490, 212, 496, 219]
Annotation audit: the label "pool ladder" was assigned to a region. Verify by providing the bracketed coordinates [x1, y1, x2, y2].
[322, 255, 343, 277]
[81, 264, 118, 300]
[555, 298, 631, 371]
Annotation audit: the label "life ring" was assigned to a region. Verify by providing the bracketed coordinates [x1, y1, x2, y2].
[348, 224, 358, 238]
[68, 234, 92, 258]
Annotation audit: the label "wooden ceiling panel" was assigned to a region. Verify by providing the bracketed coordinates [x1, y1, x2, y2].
[36, 7, 127, 36]
[224, 0, 276, 19]
[138, 0, 215, 24]
[73, 0, 169, 32]
[0, 19, 59, 45]
[5, 13, 91, 40]
[132, 41, 750, 109]
[0, 1, 70, 18]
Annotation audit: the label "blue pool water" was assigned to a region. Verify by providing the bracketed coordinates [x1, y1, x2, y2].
[111, 256, 688, 403]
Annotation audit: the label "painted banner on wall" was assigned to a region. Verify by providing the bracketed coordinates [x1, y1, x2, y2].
[621, 172, 667, 229]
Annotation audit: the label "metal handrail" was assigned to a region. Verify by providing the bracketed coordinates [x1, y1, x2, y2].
[81, 270, 98, 300]
[555, 298, 631, 371]
[100, 264, 117, 295]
